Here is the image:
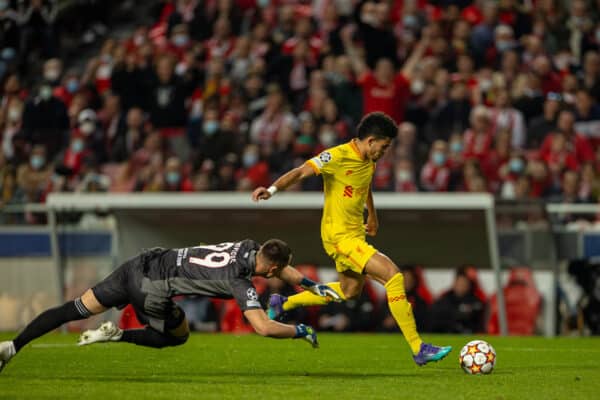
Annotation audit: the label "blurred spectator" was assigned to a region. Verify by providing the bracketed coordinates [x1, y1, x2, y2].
[463, 105, 494, 162]
[16, 144, 52, 202]
[237, 143, 270, 190]
[573, 89, 600, 140]
[527, 92, 562, 149]
[490, 87, 526, 149]
[394, 157, 417, 193]
[429, 266, 486, 334]
[21, 80, 69, 159]
[420, 140, 450, 192]
[110, 107, 148, 162]
[163, 156, 193, 192]
[540, 109, 594, 165]
[19, 0, 58, 61]
[318, 280, 377, 332]
[249, 83, 296, 147]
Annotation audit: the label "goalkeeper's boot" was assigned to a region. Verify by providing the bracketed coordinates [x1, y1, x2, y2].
[267, 294, 287, 320]
[0, 341, 16, 373]
[413, 343, 452, 366]
[78, 321, 123, 346]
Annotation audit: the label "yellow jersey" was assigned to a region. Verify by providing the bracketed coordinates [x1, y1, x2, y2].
[306, 140, 375, 244]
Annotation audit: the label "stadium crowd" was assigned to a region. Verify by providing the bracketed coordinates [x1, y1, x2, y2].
[0, 0, 600, 206]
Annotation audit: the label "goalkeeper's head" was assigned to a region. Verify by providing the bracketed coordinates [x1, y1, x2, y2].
[256, 239, 293, 278]
[356, 112, 397, 161]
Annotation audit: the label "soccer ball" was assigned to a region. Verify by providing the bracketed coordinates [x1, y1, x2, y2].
[459, 340, 496, 375]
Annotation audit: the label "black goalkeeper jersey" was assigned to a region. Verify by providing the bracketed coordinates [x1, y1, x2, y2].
[147, 239, 263, 311]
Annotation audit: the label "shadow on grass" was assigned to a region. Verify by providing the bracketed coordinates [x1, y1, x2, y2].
[10, 370, 426, 383]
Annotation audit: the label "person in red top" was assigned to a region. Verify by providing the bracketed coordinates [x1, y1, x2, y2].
[543, 133, 580, 178]
[463, 105, 494, 162]
[163, 156, 193, 192]
[540, 109, 594, 165]
[420, 140, 451, 192]
[340, 23, 428, 124]
[394, 157, 418, 192]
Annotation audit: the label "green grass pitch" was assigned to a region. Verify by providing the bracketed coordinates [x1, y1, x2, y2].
[0, 333, 598, 400]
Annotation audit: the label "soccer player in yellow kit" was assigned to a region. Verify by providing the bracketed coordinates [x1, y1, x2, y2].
[251, 112, 451, 365]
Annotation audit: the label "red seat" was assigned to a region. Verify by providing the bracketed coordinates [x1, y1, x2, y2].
[219, 299, 254, 333]
[487, 267, 542, 335]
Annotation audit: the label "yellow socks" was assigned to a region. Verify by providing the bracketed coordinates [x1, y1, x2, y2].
[283, 282, 346, 311]
[385, 273, 423, 354]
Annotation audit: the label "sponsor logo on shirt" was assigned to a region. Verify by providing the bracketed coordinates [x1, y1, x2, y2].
[343, 185, 353, 198]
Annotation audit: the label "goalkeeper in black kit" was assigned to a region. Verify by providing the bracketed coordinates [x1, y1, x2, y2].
[0, 239, 340, 373]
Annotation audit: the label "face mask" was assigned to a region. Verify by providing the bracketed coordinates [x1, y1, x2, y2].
[319, 130, 337, 147]
[432, 151, 446, 166]
[100, 54, 112, 63]
[166, 171, 181, 185]
[203, 121, 219, 136]
[243, 152, 259, 168]
[39, 86, 52, 101]
[410, 79, 425, 95]
[172, 35, 189, 48]
[403, 15, 418, 29]
[80, 121, 95, 135]
[479, 79, 492, 92]
[0, 0, 8, 11]
[496, 40, 512, 52]
[509, 158, 524, 174]
[257, 0, 269, 7]
[71, 139, 84, 153]
[44, 69, 61, 82]
[30, 155, 45, 170]
[397, 170, 412, 182]
[595, 29, 600, 43]
[0, 47, 15, 61]
[66, 79, 79, 93]
[553, 56, 571, 70]
[8, 108, 21, 122]
[450, 141, 463, 153]
[133, 34, 146, 46]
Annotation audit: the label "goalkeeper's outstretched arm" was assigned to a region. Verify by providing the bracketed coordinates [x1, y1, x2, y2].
[244, 309, 318, 348]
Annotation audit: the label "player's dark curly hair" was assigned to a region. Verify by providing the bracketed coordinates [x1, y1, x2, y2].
[261, 239, 292, 268]
[356, 112, 398, 140]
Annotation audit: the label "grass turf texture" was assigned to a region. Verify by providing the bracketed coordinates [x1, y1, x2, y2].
[0, 333, 598, 400]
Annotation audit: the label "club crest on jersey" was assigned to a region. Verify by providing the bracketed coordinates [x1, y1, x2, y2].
[320, 152, 332, 163]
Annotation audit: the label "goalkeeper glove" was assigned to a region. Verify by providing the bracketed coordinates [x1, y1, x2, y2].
[300, 278, 342, 302]
[294, 324, 319, 348]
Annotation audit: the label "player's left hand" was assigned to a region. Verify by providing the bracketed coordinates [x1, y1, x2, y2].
[365, 214, 379, 236]
[294, 324, 319, 348]
[308, 284, 342, 302]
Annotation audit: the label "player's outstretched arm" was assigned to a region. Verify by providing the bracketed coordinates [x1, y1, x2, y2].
[276, 266, 342, 301]
[251, 163, 316, 202]
[243, 309, 318, 348]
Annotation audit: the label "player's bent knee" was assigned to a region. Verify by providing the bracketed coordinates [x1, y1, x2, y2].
[169, 332, 189, 346]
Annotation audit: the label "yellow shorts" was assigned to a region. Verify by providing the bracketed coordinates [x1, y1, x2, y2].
[323, 237, 378, 274]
